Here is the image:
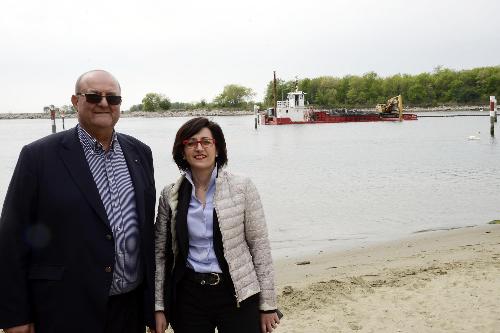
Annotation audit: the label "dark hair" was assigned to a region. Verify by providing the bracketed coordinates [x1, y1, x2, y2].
[172, 117, 228, 171]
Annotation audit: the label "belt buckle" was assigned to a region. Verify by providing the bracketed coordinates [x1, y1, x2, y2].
[208, 273, 220, 286]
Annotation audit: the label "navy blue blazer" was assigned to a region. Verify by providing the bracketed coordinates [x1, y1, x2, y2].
[0, 127, 156, 332]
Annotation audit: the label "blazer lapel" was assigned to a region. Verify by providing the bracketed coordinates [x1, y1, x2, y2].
[212, 210, 230, 274]
[117, 134, 146, 228]
[58, 128, 110, 228]
[176, 179, 191, 260]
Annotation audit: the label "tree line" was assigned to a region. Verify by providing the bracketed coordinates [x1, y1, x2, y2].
[264, 66, 500, 108]
[127, 66, 499, 112]
[129, 84, 256, 112]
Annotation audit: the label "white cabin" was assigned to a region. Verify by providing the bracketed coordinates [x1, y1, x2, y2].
[276, 90, 308, 122]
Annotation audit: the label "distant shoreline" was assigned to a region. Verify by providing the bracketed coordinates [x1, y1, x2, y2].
[0, 106, 495, 120]
[0, 109, 254, 120]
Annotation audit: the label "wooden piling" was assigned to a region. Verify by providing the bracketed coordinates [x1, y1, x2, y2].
[50, 109, 56, 134]
[490, 96, 495, 136]
[494, 96, 497, 123]
[253, 105, 258, 130]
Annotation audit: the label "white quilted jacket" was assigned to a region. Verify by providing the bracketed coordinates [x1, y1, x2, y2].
[154, 169, 277, 312]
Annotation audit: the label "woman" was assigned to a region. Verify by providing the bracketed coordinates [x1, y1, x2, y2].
[154, 117, 280, 333]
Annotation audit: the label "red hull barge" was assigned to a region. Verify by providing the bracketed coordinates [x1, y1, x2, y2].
[262, 84, 417, 125]
[264, 111, 417, 125]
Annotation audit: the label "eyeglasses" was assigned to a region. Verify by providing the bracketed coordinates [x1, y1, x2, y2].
[76, 93, 122, 106]
[182, 138, 216, 149]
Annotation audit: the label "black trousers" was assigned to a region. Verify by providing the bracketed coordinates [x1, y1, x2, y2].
[172, 276, 260, 333]
[104, 288, 144, 333]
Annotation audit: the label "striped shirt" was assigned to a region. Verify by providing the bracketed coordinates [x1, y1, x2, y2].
[77, 125, 142, 295]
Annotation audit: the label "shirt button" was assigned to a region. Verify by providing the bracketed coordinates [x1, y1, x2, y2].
[106, 234, 113, 240]
[104, 266, 112, 273]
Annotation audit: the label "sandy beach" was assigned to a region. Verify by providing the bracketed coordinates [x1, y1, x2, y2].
[274, 224, 500, 333]
[1, 224, 498, 333]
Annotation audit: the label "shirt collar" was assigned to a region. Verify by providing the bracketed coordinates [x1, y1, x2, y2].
[185, 165, 218, 191]
[77, 124, 118, 154]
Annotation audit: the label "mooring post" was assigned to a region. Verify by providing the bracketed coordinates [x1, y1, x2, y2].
[490, 96, 495, 137]
[253, 105, 259, 130]
[494, 96, 497, 123]
[50, 108, 56, 134]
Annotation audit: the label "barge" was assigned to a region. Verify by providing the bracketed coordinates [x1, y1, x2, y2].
[262, 86, 417, 125]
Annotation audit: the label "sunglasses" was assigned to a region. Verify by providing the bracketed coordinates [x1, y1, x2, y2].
[76, 93, 122, 106]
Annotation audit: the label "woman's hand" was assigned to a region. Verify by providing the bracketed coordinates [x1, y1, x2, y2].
[260, 312, 280, 333]
[154, 311, 169, 333]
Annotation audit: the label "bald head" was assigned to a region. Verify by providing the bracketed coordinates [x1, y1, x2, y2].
[71, 69, 122, 145]
[75, 70, 121, 94]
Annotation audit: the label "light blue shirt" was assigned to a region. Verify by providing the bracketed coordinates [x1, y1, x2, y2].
[184, 167, 222, 273]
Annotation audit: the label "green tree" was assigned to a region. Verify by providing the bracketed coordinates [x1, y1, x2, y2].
[263, 79, 297, 107]
[142, 93, 171, 111]
[158, 97, 171, 110]
[315, 76, 339, 107]
[129, 104, 143, 112]
[263, 66, 499, 108]
[194, 99, 210, 109]
[214, 84, 255, 107]
[346, 76, 366, 106]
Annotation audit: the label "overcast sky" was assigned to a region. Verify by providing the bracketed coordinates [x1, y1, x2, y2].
[1, 0, 499, 113]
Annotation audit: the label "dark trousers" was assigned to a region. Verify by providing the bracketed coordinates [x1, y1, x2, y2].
[104, 288, 144, 333]
[172, 276, 260, 333]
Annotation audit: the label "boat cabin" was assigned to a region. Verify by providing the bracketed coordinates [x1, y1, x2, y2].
[276, 90, 307, 122]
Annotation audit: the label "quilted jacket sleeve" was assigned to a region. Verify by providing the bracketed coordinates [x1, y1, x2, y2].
[243, 177, 277, 311]
[154, 186, 171, 312]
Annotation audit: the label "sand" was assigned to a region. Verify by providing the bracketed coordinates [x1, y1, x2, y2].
[274, 224, 500, 333]
[1, 224, 498, 333]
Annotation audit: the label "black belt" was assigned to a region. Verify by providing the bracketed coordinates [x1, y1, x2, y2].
[185, 268, 224, 286]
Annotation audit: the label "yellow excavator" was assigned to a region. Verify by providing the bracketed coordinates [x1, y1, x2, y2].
[376, 95, 404, 121]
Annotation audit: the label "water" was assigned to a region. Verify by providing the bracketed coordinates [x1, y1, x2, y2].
[0, 114, 498, 258]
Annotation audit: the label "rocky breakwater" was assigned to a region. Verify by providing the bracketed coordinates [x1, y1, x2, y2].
[120, 109, 253, 118]
[0, 109, 253, 120]
[0, 112, 55, 120]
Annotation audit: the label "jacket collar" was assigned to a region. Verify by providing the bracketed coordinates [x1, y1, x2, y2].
[59, 127, 110, 228]
[58, 126, 147, 230]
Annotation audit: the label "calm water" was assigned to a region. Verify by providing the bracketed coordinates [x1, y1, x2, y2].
[0, 114, 499, 258]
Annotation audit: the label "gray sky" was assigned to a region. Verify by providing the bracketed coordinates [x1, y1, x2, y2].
[1, 0, 499, 113]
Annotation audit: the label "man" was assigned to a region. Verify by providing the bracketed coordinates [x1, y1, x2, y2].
[0, 70, 156, 333]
